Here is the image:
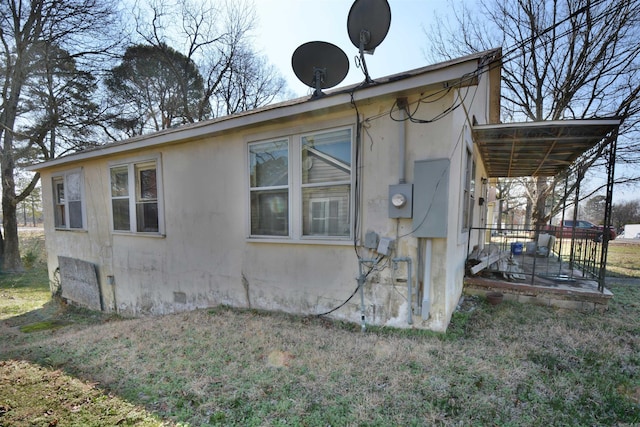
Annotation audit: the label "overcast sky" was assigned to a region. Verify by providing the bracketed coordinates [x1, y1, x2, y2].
[253, 0, 448, 97]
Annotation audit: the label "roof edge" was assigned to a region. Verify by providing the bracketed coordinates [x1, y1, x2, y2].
[473, 117, 622, 130]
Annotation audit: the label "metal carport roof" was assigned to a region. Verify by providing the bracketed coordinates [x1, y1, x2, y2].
[472, 118, 621, 178]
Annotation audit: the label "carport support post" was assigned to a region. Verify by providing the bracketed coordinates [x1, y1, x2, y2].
[569, 175, 582, 271]
[556, 175, 570, 275]
[598, 132, 618, 292]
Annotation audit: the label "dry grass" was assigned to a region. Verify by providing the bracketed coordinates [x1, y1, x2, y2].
[0, 359, 163, 426]
[0, 229, 49, 321]
[1, 231, 639, 425]
[607, 240, 640, 277]
[1, 290, 640, 426]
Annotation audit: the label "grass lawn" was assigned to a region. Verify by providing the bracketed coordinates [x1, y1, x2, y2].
[607, 240, 640, 277]
[0, 231, 639, 426]
[0, 230, 50, 321]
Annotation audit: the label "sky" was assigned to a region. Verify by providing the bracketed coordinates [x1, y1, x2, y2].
[250, 0, 637, 204]
[252, 0, 448, 97]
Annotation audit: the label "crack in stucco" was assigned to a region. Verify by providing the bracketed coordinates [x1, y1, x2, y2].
[242, 272, 251, 308]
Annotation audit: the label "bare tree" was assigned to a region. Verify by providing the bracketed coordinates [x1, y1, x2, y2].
[426, 0, 640, 227]
[213, 47, 287, 117]
[583, 194, 606, 223]
[112, 0, 288, 138]
[0, 0, 120, 271]
[611, 199, 640, 230]
[16, 171, 42, 227]
[494, 178, 521, 229]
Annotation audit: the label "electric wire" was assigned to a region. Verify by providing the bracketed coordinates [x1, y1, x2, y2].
[386, 1, 619, 238]
[361, 0, 614, 127]
[317, 43, 482, 318]
[316, 0, 614, 317]
[351, 89, 364, 257]
[316, 87, 383, 317]
[398, 85, 481, 239]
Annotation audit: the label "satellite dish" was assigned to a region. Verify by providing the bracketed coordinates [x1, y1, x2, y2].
[347, 0, 391, 52]
[292, 41, 349, 99]
[347, 0, 391, 83]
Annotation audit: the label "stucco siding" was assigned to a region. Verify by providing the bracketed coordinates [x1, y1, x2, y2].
[35, 51, 500, 330]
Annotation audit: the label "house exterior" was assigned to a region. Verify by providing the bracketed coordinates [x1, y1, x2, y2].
[28, 49, 502, 331]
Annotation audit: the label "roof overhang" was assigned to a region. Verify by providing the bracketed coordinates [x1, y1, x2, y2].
[472, 118, 621, 178]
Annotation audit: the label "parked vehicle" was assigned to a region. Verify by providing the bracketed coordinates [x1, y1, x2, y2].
[620, 223, 640, 239]
[544, 220, 617, 241]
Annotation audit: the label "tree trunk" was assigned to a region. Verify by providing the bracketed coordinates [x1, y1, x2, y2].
[531, 176, 547, 242]
[31, 197, 36, 227]
[2, 148, 23, 272]
[1, 62, 26, 272]
[525, 199, 532, 229]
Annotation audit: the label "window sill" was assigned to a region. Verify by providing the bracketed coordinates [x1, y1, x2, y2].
[54, 228, 88, 233]
[246, 237, 354, 246]
[111, 231, 166, 238]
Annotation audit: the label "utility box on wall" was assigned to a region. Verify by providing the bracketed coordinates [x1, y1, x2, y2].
[388, 183, 413, 218]
[413, 159, 450, 238]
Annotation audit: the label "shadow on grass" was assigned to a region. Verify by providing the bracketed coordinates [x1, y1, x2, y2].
[3, 298, 64, 327]
[0, 359, 168, 426]
[1, 277, 639, 425]
[1, 300, 171, 426]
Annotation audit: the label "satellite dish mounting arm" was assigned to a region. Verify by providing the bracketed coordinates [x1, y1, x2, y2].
[312, 68, 326, 98]
[358, 30, 374, 83]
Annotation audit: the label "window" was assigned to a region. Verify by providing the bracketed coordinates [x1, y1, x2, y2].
[309, 199, 341, 235]
[301, 129, 351, 237]
[249, 139, 289, 236]
[110, 157, 163, 234]
[461, 146, 476, 231]
[248, 127, 353, 240]
[52, 169, 85, 229]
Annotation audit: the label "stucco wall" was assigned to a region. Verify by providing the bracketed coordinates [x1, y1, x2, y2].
[40, 73, 492, 331]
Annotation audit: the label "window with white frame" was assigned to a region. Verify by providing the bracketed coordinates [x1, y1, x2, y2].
[249, 127, 353, 240]
[52, 169, 85, 229]
[249, 139, 289, 236]
[309, 198, 341, 235]
[301, 129, 351, 237]
[110, 157, 162, 234]
[461, 145, 476, 232]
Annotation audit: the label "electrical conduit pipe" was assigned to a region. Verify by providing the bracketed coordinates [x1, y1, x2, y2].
[422, 239, 431, 320]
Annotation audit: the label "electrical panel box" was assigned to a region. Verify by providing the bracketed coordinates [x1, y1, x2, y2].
[413, 159, 450, 238]
[388, 183, 413, 218]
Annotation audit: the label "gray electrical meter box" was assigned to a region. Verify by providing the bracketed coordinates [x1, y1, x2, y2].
[413, 159, 450, 237]
[388, 183, 413, 218]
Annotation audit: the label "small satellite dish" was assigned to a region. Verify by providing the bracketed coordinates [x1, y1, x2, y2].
[292, 41, 349, 99]
[347, 0, 391, 82]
